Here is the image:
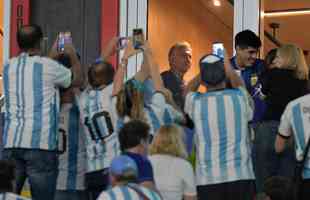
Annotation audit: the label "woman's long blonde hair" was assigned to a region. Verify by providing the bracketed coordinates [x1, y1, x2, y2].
[277, 44, 309, 80]
[116, 79, 146, 121]
[149, 124, 188, 159]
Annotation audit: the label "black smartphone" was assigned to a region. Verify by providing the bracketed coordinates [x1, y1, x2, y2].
[133, 28, 144, 49]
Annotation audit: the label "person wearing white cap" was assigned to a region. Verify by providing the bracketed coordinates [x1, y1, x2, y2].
[184, 54, 255, 200]
[97, 155, 161, 200]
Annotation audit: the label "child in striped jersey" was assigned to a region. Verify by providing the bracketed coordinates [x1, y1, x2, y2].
[76, 38, 121, 200]
[97, 155, 161, 200]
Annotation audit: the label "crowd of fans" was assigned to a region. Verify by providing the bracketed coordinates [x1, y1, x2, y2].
[0, 24, 309, 200]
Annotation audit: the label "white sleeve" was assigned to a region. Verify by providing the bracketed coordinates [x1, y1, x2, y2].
[97, 192, 111, 200]
[181, 160, 197, 196]
[151, 92, 166, 106]
[239, 87, 254, 122]
[47, 59, 72, 88]
[278, 104, 293, 138]
[184, 92, 196, 119]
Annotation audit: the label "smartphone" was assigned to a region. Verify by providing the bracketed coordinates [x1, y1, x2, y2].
[118, 37, 129, 50]
[133, 28, 144, 49]
[58, 32, 65, 52]
[212, 42, 224, 59]
[58, 31, 72, 52]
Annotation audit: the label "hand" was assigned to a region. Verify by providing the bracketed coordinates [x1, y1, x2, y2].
[122, 39, 141, 59]
[101, 37, 119, 60]
[48, 38, 59, 59]
[63, 43, 76, 57]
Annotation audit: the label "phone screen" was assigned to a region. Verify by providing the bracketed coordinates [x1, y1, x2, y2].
[212, 42, 224, 59]
[58, 32, 65, 52]
[118, 37, 129, 50]
[133, 28, 144, 49]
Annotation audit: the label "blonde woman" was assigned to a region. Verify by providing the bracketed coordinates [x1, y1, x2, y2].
[149, 124, 196, 200]
[254, 44, 309, 193]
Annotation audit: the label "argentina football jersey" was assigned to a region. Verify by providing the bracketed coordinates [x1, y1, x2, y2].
[185, 87, 255, 185]
[57, 102, 86, 191]
[77, 84, 119, 173]
[2, 53, 71, 150]
[0, 193, 31, 200]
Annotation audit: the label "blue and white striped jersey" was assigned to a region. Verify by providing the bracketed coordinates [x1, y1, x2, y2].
[97, 184, 162, 200]
[0, 192, 31, 200]
[77, 84, 120, 173]
[114, 92, 184, 136]
[185, 87, 255, 186]
[278, 94, 310, 179]
[57, 103, 86, 190]
[2, 53, 72, 150]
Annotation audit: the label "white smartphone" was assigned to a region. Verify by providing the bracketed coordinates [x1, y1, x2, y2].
[212, 42, 224, 59]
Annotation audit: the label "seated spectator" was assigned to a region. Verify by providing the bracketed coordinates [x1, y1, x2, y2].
[118, 120, 157, 191]
[97, 155, 161, 200]
[263, 176, 295, 200]
[149, 124, 196, 200]
[0, 160, 31, 200]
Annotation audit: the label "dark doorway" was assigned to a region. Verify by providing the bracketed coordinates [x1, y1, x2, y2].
[30, 0, 101, 66]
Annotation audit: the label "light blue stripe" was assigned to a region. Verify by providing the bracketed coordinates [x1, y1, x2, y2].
[17, 55, 27, 147]
[107, 189, 117, 200]
[216, 95, 228, 179]
[292, 104, 305, 149]
[13, 56, 23, 146]
[120, 187, 132, 200]
[31, 63, 43, 148]
[163, 109, 172, 124]
[147, 107, 161, 133]
[48, 96, 57, 149]
[200, 98, 213, 182]
[66, 105, 79, 189]
[3, 63, 11, 146]
[231, 94, 242, 178]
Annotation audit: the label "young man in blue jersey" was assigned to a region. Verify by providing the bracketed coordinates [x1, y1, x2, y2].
[185, 54, 256, 200]
[118, 120, 157, 191]
[97, 155, 161, 200]
[0, 160, 31, 200]
[275, 93, 310, 200]
[2, 25, 83, 200]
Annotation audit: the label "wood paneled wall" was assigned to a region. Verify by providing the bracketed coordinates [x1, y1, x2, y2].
[148, 0, 233, 82]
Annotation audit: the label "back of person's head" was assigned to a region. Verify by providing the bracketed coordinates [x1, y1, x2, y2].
[118, 120, 150, 152]
[149, 124, 187, 159]
[235, 29, 261, 49]
[116, 79, 145, 121]
[0, 160, 15, 192]
[199, 54, 226, 86]
[277, 44, 309, 80]
[263, 176, 295, 200]
[264, 48, 278, 69]
[17, 24, 43, 51]
[88, 59, 115, 88]
[110, 155, 138, 184]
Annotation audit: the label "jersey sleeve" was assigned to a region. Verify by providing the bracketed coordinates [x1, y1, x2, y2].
[278, 103, 293, 138]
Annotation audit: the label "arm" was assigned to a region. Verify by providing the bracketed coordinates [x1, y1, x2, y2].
[100, 37, 119, 61]
[112, 59, 127, 96]
[224, 50, 244, 88]
[186, 74, 201, 92]
[275, 134, 289, 153]
[64, 44, 83, 87]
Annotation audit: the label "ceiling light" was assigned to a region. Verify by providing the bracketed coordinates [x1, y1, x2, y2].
[264, 9, 310, 17]
[213, 0, 221, 7]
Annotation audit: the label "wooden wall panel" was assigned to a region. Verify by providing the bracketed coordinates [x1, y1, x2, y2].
[148, 0, 233, 82]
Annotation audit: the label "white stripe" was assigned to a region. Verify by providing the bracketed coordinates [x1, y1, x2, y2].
[3, 0, 11, 64]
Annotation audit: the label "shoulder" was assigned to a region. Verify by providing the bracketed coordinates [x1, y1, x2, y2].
[160, 70, 172, 77]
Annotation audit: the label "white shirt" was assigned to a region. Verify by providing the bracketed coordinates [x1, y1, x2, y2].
[0, 192, 31, 200]
[2, 53, 72, 150]
[149, 154, 196, 200]
[278, 94, 310, 179]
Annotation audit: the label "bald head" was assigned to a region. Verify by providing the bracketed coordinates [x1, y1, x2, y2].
[17, 25, 43, 51]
